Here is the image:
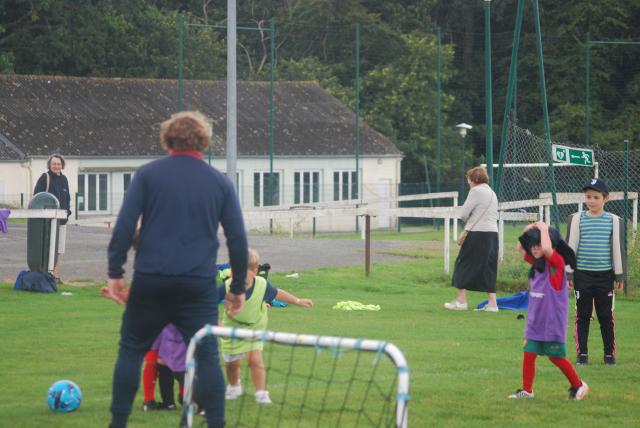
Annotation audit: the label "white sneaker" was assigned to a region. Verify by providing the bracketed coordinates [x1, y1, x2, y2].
[255, 390, 272, 404]
[475, 305, 499, 312]
[569, 381, 589, 400]
[225, 383, 242, 400]
[444, 300, 468, 311]
[508, 389, 534, 399]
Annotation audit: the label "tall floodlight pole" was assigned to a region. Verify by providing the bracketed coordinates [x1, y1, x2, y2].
[226, 0, 238, 192]
[484, 0, 494, 186]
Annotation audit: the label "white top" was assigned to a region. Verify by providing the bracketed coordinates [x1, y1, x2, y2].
[459, 183, 498, 232]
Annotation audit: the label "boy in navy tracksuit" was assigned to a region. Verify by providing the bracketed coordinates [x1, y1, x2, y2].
[566, 178, 626, 365]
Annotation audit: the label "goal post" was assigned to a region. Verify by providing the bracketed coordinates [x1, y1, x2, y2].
[180, 325, 410, 428]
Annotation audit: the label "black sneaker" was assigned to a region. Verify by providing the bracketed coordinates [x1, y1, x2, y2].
[142, 400, 159, 411]
[604, 355, 616, 365]
[576, 354, 588, 365]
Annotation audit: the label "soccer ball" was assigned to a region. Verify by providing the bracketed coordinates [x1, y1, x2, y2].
[47, 380, 83, 413]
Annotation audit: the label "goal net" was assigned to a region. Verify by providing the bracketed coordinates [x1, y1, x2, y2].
[181, 326, 409, 428]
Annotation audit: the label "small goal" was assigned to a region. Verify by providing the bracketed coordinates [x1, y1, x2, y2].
[180, 325, 410, 428]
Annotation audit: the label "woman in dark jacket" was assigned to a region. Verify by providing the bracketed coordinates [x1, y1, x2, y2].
[33, 153, 71, 283]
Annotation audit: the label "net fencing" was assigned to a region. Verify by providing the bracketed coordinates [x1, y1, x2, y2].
[495, 119, 640, 223]
[181, 326, 409, 428]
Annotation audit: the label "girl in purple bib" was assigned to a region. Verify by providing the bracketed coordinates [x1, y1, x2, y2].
[509, 221, 589, 401]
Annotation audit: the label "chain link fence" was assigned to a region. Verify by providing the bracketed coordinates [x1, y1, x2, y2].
[495, 120, 639, 222]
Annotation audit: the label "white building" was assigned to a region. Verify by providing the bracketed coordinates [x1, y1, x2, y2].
[0, 75, 402, 231]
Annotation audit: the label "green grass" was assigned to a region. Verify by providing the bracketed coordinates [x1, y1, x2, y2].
[1, 250, 639, 427]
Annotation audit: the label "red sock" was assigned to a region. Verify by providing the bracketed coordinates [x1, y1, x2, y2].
[522, 352, 537, 393]
[549, 356, 582, 389]
[143, 350, 159, 402]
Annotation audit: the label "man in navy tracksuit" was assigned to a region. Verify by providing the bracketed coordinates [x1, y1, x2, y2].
[103, 111, 248, 428]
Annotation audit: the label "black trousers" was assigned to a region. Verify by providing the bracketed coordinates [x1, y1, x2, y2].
[110, 273, 224, 428]
[573, 270, 616, 357]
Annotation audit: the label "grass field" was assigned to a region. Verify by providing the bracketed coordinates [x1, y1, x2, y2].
[1, 241, 639, 427]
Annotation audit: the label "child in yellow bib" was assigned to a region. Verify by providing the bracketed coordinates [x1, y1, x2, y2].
[219, 249, 313, 404]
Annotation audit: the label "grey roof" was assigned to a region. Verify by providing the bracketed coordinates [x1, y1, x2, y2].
[0, 75, 401, 160]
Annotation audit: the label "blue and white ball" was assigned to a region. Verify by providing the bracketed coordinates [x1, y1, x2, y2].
[47, 380, 83, 413]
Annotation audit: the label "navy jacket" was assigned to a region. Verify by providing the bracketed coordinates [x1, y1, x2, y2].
[107, 154, 248, 293]
[34, 171, 71, 225]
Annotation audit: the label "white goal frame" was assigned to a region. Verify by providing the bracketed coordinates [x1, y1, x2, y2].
[180, 325, 410, 428]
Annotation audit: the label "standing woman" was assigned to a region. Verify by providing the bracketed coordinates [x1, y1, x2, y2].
[34, 153, 71, 283]
[445, 166, 499, 312]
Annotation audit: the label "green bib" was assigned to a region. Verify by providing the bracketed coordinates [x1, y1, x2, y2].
[220, 276, 269, 355]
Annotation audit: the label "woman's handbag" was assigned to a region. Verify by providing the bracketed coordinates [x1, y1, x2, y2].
[457, 192, 495, 247]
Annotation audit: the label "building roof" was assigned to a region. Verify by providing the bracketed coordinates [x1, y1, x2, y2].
[0, 75, 401, 160]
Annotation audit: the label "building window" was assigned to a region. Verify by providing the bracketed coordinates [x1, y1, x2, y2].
[123, 173, 132, 192]
[254, 172, 280, 207]
[78, 173, 109, 212]
[294, 171, 320, 204]
[333, 170, 358, 201]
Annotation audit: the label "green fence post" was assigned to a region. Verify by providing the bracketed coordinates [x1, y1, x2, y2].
[532, 0, 559, 230]
[178, 14, 184, 112]
[355, 21, 361, 234]
[624, 139, 629, 295]
[436, 26, 442, 194]
[269, 18, 275, 206]
[496, 0, 524, 199]
[584, 32, 591, 147]
[484, 0, 494, 186]
[75, 192, 79, 220]
[20, 192, 24, 208]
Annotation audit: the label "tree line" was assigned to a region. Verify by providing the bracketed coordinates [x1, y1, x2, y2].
[1, 1, 638, 183]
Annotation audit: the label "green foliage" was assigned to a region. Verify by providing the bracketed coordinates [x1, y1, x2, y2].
[1, 1, 639, 180]
[276, 57, 352, 106]
[362, 34, 455, 181]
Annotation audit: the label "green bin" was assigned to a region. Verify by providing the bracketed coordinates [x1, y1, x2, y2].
[27, 192, 60, 272]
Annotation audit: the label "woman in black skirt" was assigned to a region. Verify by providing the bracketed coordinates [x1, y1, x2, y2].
[445, 166, 499, 312]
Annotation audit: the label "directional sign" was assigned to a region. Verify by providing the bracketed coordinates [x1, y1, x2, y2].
[552, 144, 594, 166]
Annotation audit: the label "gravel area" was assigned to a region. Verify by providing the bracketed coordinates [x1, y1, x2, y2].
[0, 224, 424, 283]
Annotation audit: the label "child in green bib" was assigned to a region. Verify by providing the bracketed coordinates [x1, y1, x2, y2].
[219, 249, 313, 404]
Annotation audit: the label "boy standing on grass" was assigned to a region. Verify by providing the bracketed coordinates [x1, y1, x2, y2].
[219, 249, 313, 405]
[510, 221, 589, 400]
[566, 178, 625, 366]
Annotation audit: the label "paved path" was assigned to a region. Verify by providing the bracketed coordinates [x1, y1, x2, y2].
[0, 224, 424, 283]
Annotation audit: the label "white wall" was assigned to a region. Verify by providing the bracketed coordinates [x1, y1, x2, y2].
[1, 154, 402, 231]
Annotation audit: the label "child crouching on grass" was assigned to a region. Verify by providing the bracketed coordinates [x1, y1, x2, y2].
[511, 221, 589, 400]
[219, 248, 313, 404]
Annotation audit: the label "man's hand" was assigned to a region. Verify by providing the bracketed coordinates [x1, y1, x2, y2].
[225, 291, 246, 317]
[615, 281, 623, 292]
[100, 278, 129, 305]
[567, 280, 574, 289]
